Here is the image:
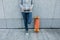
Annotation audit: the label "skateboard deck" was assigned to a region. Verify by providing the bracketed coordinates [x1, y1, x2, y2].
[34, 16, 40, 32]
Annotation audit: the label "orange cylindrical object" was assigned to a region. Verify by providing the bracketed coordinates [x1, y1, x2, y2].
[34, 16, 40, 30]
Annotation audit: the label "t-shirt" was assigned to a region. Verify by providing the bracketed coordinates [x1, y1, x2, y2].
[23, 0, 32, 10]
[20, 0, 33, 12]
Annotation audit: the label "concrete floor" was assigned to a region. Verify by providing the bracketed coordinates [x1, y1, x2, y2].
[0, 29, 60, 40]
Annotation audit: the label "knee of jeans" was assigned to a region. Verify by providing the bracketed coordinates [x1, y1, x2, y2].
[28, 19, 32, 24]
[28, 17, 32, 24]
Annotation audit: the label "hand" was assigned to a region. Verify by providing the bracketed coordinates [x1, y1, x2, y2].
[30, 7, 32, 10]
[22, 7, 25, 10]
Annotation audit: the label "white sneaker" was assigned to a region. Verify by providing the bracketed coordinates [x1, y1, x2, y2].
[26, 33, 29, 35]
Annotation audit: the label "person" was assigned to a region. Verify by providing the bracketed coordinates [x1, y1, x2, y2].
[20, 0, 33, 35]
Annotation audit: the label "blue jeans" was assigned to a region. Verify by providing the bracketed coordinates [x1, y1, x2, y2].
[22, 12, 32, 31]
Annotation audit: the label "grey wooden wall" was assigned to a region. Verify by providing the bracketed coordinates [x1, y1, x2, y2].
[0, 0, 60, 28]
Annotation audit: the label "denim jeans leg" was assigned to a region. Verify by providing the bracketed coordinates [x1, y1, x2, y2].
[27, 12, 32, 24]
[22, 12, 28, 31]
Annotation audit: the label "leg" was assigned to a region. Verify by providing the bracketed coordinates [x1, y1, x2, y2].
[22, 12, 28, 32]
[25, 13, 28, 32]
[27, 12, 32, 24]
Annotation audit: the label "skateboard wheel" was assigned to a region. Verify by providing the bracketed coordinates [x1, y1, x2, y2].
[34, 29, 39, 32]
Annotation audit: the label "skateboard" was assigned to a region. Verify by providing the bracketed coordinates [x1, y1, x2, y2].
[34, 16, 40, 32]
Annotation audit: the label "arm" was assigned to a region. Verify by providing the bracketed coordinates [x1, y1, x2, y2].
[30, 5, 33, 9]
[30, 0, 34, 10]
[20, 0, 23, 8]
[20, 0, 25, 10]
[20, 4, 26, 11]
[20, 4, 24, 8]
